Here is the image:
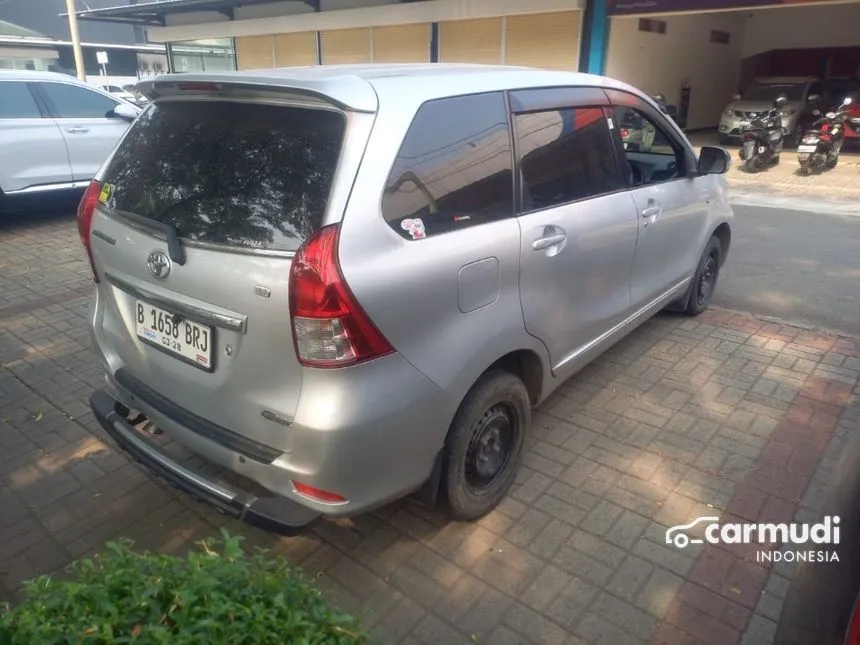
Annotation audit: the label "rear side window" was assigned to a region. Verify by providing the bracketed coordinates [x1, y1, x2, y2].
[0, 82, 42, 118]
[39, 82, 118, 118]
[100, 101, 344, 252]
[382, 92, 513, 240]
[515, 107, 622, 212]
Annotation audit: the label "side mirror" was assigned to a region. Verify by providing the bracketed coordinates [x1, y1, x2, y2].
[843, 96, 854, 106]
[109, 102, 140, 122]
[807, 94, 820, 103]
[698, 146, 731, 175]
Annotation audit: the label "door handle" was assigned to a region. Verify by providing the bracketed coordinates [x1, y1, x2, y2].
[641, 205, 661, 218]
[532, 234, 567, 251]
[64, 127, 90, 134]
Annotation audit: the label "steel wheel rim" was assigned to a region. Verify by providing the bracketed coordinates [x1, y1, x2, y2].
[464, 404, 516, 495]
[697, 254, 718, 306]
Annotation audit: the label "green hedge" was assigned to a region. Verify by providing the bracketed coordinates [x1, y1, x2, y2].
[0, 531, 366, 644]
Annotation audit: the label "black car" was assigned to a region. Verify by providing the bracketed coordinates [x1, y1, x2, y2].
[774, 394, 860, 645]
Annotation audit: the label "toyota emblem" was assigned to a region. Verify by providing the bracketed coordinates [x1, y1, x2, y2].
[146, 250, 171, 279]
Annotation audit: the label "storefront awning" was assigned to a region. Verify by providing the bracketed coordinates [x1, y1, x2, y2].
[63, 0, 316, 27]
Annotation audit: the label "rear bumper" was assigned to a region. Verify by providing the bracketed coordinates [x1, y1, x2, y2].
[91, 389, 320, 535]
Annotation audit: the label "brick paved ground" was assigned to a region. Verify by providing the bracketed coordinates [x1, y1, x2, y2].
[2, 210, 859, 644]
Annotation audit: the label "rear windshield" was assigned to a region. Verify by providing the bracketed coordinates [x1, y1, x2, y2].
[100, 100, 345, 252]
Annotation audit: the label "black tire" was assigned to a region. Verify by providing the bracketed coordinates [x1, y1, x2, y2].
[684, 237, 721, 317]
[441, 370, 530, 521]
[772, 154, 780, 166]
[826, 155, 838, 170]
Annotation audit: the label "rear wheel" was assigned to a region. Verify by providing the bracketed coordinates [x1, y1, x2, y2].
[826, 155, 839, 170]
[441, 370, 530, 521]
[684, 237, 721, 317]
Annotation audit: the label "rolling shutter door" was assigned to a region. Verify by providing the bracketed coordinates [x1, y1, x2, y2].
[320, 28, 371, 65]
[371, 24, 431, 63]
[504, 11, 581, 71]
[274, 32, 318, 67]
[439, 18, 502, 65]
[235, 35, 275, 70]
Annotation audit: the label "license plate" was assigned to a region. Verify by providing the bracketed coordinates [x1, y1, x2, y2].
[135, 300, 213, 370]
[797, 145, 817, 153]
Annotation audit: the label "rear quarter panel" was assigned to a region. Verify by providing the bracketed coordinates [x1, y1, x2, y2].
[336, 83, 552, 441]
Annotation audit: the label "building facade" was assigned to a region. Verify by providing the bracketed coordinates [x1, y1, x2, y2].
[74, 0, 860, 131]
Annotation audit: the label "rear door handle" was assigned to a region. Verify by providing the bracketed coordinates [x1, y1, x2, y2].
[64, 127, 90, 134]
[532, 234, 567, 251]
[641, 205, 661, 218]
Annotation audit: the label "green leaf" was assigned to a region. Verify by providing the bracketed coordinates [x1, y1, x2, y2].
[1, 531, 367, 644]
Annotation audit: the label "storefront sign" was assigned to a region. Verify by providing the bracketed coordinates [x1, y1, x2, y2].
[607, 0, 834, 16]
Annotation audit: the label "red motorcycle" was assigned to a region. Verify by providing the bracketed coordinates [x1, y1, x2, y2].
[797, 97, 852, 175]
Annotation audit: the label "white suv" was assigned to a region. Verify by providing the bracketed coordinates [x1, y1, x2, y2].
[0, 71, 140, 212]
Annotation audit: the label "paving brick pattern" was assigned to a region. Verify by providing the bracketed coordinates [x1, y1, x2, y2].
[1, 211, 858, 644]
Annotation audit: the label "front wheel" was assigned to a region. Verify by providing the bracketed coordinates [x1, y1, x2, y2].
[684, 237, 722, 317]
[441, 370, 530, 521]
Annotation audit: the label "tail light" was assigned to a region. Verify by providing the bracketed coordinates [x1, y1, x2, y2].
[820, 133, 832, 142]
[288, 224, 394, 368]
[292, 480, 346, 504]
[743, 132, 756, 141]
[620, 128, 630, 138]
[77, 180, 102, 283]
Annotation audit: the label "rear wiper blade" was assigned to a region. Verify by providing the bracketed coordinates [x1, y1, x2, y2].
[118, 210, 186, 265]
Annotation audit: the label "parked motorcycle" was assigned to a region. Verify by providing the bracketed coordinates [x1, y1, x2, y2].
[652, 93, 680, 125]
[738, 95, 787, 172]
[797, 97, 852, 175]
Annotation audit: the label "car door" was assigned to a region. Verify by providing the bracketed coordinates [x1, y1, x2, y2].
[0, 80, 72, 193]
[34, 81, 129, 183]
[606, 89, 712, 311]
[512, 87, 640, 375]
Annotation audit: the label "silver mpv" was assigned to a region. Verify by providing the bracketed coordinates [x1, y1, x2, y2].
[83, 64, 733, 534]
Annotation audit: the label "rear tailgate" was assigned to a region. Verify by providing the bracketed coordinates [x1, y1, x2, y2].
[88, 80, 372, 453]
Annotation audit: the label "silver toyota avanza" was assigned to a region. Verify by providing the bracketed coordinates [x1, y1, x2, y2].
[82, 64, 733, 534]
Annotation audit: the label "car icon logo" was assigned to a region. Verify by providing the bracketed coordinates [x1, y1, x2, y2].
[146, 250, 171, 279]
[666, 516, 720, 549]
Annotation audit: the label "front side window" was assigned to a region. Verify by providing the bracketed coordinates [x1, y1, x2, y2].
[382, 92, 514, 240]
[39, 82, 118, 118]
[614, 107, 683, 186]
[515, 107, 621, 212]
[99, 101, 344, 252]
[0, 81, 42, 118]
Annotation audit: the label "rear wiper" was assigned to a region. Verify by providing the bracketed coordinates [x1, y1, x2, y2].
[118, 210, 186, 265]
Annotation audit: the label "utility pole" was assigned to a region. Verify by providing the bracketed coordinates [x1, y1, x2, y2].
[65, 0, 87, 80]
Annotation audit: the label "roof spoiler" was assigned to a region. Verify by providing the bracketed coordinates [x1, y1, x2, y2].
[136, 72, 378, 113]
